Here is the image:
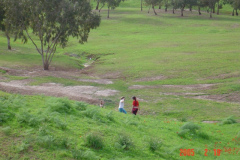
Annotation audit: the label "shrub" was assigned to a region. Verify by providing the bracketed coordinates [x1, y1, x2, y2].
[149, 138, 162, 152]
[177, 129, 190, 138]
[47, 98, 75, 114]
[221, 116, 237, 125]
[85, 133, 104, 149]
[116, 133, 134, 150]
[180, 122, 200, 133]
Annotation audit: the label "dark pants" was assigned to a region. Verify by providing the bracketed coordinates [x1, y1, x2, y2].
[132, 108, 138, 115]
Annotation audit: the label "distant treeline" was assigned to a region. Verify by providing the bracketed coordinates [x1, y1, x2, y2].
[141, 0, 240, 17]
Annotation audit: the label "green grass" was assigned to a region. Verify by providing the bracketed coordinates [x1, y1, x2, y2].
[1, 2, 240, 159]
[0, 93, 240, 159]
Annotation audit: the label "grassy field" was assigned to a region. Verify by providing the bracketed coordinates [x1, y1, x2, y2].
[0, 1, 240, 159]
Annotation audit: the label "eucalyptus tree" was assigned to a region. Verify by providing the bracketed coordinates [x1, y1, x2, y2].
[170, 0, 178, 14]
[145, 0, 163, 15]
[201, 0, 218, 18]
[162, 0, 170, 12]
[3, 0, 100, 70]
[176, 0, 198, 16]
[99, 0, 124, 18]
[0, 1, 12, 50]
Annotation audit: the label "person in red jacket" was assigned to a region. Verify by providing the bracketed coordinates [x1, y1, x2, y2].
[132, 96, 140, 115]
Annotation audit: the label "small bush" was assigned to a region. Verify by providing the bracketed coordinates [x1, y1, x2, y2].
[85, 133, 104, 149]
[1, 126, 11, 136]
[47, 98, 75, 114]
[181, 122, 200, 133]
[177, 129, 190, 138]
[116, 133, 134, 150]
[149, 138, 162, 152]
[221, 116, 237, 125]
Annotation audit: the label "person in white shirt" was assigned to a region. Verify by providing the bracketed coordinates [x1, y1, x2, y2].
[119, 97, 127, 114]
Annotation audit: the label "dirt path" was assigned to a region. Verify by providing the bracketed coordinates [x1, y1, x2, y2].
[0, 67, 118, 104]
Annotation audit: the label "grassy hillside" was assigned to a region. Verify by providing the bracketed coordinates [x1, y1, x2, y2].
[0, 92, 240, 160]
[1, 1, 240, 159]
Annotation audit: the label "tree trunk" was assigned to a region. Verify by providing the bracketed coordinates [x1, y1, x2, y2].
[152, 5, 157, 15]
[213, 3, 215, 13]
[232, 9, 234, 16]
[165, 7, 167, 12]
[236, 9, 238, 16]
[5, 32, 11, 50]
[173, 8, 175, 14]
[107, 6, 110, 18]
[190, 6, 192, 12]
[198, 7, 201, 15]
[141, 0, 142, 11]
[96, 0, 100, 10]
[181, 7, 184, 16]
[217, 2, 219, 15]
[210, 8, 212, 18]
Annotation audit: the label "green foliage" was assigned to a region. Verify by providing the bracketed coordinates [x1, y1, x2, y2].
[106, 111, 115, 122]
[16, 141, 30, 153]
[178, 129, 190, 138]
[83, 107, 100, 119]
[179, 117, 188, 122]
[0, 69, 6, 74]
[75, 101, 88, 111]
[197, 131, 210, 140]
[85, 133, 104, 149]
[1, 126, 11, 136]
[221, 116, 237, 125]
[17, 111, 45, 127]
[148, 138, 162, 152]
[116, 133, 134, 150]
[0, 102, 15, 124]
[180, 122, 201, 133]
[46, 98, 75, 114]
[53, 117, 67, 130]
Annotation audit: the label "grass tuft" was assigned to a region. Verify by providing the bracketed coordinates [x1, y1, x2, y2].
[85, 133, 104, 149]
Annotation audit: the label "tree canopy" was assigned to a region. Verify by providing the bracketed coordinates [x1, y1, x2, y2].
[2, 0, 100, 70]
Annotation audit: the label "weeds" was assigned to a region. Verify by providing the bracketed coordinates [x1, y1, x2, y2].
[85, 133, 104, 149]
[149, 138, 162, 152]
[221, 116, 237, 125]
[46, 98, 75, 114]
[180, 122, 201, 133]
[115, 133, 134, 150]
[75, 101, 88, 111]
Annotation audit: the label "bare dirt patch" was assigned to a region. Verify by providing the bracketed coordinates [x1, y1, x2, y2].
[194, 92, 240, 103]
[162, 84, 216, 91]
[0, 68, 118, 104]
[135, 75, 167, 82]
